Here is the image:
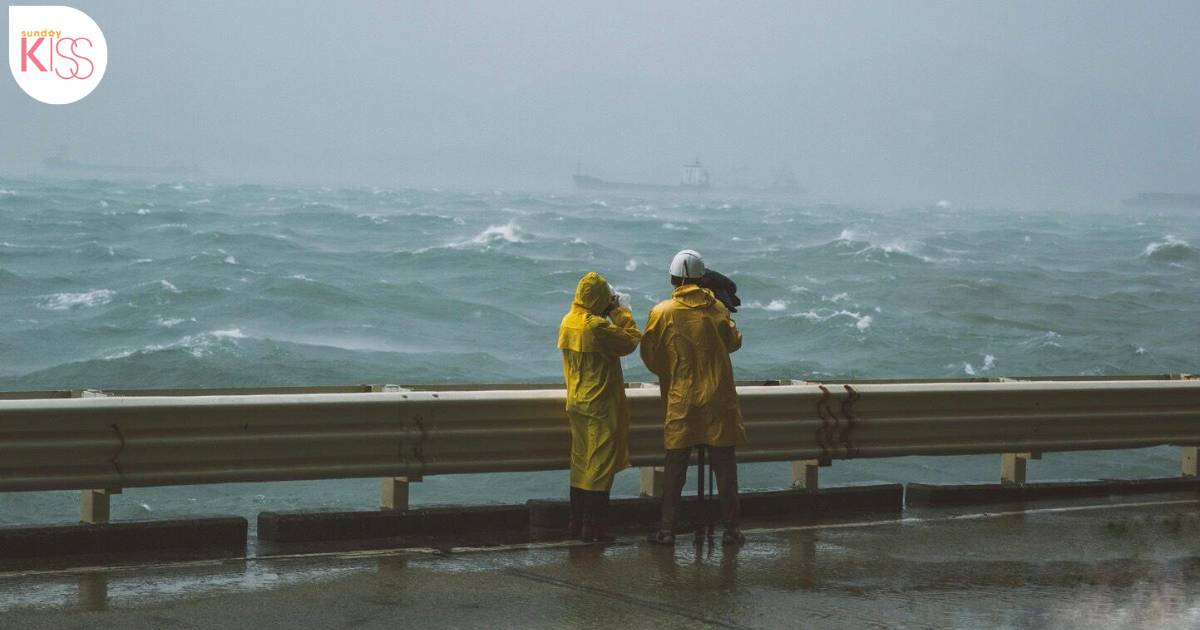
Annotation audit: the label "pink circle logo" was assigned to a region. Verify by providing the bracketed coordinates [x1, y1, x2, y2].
[8, 5, 107, 105]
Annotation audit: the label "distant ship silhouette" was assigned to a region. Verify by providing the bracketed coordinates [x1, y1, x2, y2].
[1123, 192, 1200, 209]
[573, 160, 803, 194]
[43, 146, 201, 177]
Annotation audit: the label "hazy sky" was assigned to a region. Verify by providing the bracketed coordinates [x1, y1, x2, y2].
[3, 1, 1198, 206]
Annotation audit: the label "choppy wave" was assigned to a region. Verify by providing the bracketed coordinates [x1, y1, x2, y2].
[791, 308, 873, 331]
[1142, 234, 1193, 261]
[37, 289, 116, 311]
[449, 221, 527, 248]
[0, 177, 1196, 392]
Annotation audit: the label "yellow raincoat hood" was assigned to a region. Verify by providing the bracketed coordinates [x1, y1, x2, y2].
[557, 272, 614, 353]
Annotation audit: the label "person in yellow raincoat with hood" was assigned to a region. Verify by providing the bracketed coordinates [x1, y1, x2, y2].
[641, 249, 747, 545]
[557, 271, 641, 542]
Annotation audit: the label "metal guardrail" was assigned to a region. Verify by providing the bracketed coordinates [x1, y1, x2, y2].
[1, 375, 1198, 521]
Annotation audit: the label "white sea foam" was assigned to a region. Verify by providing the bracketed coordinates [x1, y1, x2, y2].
[111, 328, 247, 359]
[1021, 331, 1063, 349]
[822, 292, 849, 303]
[662, 223, 689, 231]
[135, 258, 153, 264]
[155, 316, 192, 328]
[451, 221, 526, 248]
[792, 308, 872, 330]
[963, 354, 996, 376]
[625, 259, 639, 271]
[834, 228, 941, 262]
[185, 198, 211, 206]
[98, 199, 109, 207]
[160, 279, 181, 294]
[224, 255, 238, 265]
[38, 289, 115, 311]
[0, 189, 15, 196]
[136, 208, 151, 215]
[147, 223, 190, 231]
[747, 299, 788, 312]
[291, 274, 313, 281]
[1142, 234, 1192, 259]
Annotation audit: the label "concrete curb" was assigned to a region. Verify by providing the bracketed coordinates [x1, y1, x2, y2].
[529, 484, 904, 537]
[0, 516, 247, 561]
[262, 485, 905, 544]
[258, 505, 530, 544]
[906, 477, 1200, 507]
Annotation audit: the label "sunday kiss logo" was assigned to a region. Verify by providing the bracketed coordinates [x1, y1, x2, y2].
[8, 5, 107, 104]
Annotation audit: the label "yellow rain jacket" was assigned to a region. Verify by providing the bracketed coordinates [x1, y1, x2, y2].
[640, 283, 746, 450]
[557, 272, 642, 491]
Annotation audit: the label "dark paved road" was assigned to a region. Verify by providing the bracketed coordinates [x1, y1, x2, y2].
[3, 495, 1200, 629]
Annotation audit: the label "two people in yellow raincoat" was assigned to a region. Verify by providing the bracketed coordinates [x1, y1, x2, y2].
[641, 249, 746, 545]
[557, 272, 641, 542]
[558, 251, 746, 545]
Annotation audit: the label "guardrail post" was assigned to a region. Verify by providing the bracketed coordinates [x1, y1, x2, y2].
[640, 467, 665, 497]
[1183, 447, 1200, 477]
[81, 488, 120, 524]
[381, 476, 420, 510]
[792, 460, 824, 490]
[1001, 452, 1041, 485]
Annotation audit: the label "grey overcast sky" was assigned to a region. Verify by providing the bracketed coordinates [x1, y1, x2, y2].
[3, 0, 1198, 206]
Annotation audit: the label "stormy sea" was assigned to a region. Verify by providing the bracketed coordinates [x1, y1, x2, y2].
[1, 177, 1196, 527]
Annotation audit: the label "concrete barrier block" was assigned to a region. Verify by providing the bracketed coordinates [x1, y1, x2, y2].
[813, 483, 905, 515]
[258, 505, 529, 544]
[1108, 477, 1200, 495]
[258, 510, 400, 543]
[906, 483, 1024, 507]
[906, 477, 1200, 508]
[0, 516, 247, 561]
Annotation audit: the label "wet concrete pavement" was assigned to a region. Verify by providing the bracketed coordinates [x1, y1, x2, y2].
[4, 495, 1200, 629]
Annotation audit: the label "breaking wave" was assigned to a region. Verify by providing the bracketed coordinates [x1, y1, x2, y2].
[1142, 235, 1193, 261]
[38, 289, 116, 311]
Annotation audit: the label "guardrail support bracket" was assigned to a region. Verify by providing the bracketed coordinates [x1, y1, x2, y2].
[640, 466, 665, 497]
[380, 476, 419, 510]
[1001, 452, 1041, 485]
[81, 488, 121, 524]
[1183, 447, 1200, 477]
[792, 459, 827, 490]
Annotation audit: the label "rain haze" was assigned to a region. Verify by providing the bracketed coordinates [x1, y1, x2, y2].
[3, 4, 1200, 624]
[3, 0, 1200, 207]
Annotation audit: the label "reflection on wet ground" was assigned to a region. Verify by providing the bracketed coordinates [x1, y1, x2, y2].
[3, 496, 1200, 628]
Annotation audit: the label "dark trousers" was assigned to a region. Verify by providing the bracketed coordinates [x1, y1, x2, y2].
[659, 445, 740, 532]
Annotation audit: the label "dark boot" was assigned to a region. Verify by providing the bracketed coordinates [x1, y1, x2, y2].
[579, 490, 596, 542]
[589, 491, 616, 543]
[567, 487, 584, 540]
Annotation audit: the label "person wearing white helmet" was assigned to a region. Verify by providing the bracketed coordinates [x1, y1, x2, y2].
[641, 249, 747, 545]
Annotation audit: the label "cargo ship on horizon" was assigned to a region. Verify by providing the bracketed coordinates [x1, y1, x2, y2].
[1123, 192, 1200, 209]
[572, 159, 711, 192]
[572, 160, 803, 194]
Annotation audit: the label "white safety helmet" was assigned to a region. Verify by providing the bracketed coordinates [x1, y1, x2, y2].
[669, 249, 705, 279]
